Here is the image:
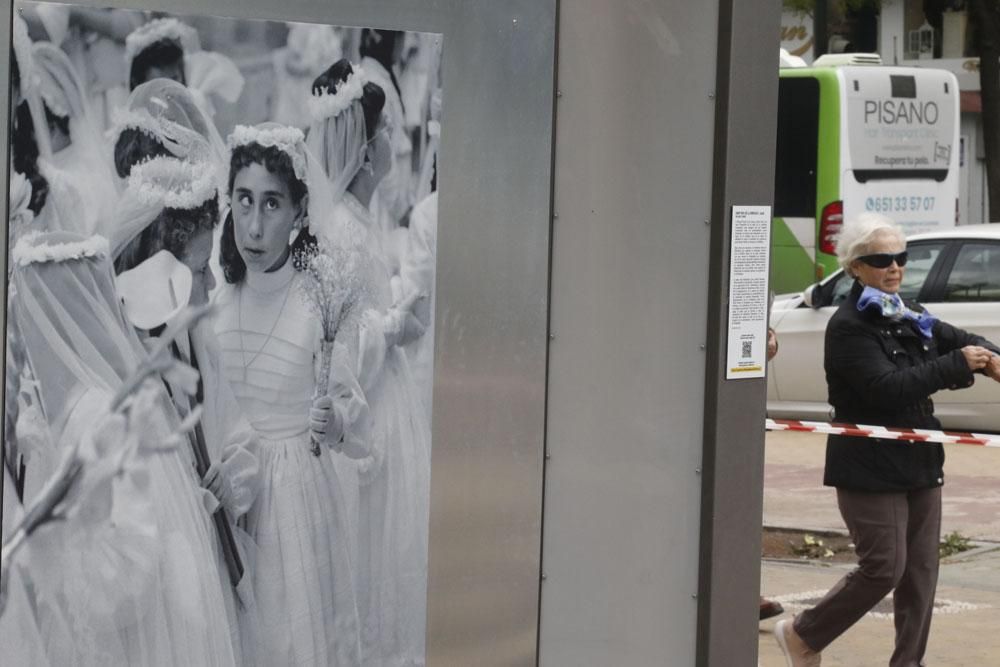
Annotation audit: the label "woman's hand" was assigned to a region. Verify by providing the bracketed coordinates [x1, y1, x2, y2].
[985, 353, 1000, 383]
[309, 394, 344, 449]
[961, 345, 995, 371]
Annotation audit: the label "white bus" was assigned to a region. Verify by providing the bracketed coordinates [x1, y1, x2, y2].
[772, 56, 961, 293]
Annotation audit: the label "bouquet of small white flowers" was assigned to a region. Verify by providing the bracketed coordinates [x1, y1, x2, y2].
[295, 242, 364, 456]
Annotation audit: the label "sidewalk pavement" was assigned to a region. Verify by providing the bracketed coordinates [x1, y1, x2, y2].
[759, 430, 1000, 666]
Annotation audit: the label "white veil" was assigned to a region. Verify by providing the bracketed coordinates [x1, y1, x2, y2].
[123, 17, 201, 84]
[304, 65, 369, 205]
[11, 233, 139, 435]
[9, 231, 239, 667]
[12, 14, 52, 160]
[123, 17, 244, 118]
[32, 41, 119, 236]
[110, 78, 227, 174]
[8, 232, 143, 666]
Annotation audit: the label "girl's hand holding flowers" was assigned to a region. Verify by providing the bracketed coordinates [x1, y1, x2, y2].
[309, 394, 345, 451]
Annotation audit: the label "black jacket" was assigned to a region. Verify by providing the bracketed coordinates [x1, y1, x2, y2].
[822, 280, 1000, 492]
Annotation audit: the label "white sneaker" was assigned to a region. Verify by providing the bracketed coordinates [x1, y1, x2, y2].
[774, 619, 821, 667]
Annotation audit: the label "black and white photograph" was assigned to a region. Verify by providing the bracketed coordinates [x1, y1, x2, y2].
[2, 2, 441, 665]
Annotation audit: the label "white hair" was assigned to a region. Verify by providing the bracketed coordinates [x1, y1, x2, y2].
[835, 212, 906, 276]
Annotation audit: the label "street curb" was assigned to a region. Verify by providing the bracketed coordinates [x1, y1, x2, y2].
[762, 556, 854, 570]
[764, 544, 1000, 569]
[940, 542, 1000, 564]
[763, 524, 849, 538]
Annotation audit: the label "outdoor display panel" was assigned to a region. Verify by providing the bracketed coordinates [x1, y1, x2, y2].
[0, 0, 781, 664]
[0, 0, 556, 664]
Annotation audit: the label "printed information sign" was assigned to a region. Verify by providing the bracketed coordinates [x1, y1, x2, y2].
[726, 205, 772, 379]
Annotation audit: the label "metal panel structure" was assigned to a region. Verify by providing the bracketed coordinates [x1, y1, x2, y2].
[540, 1, 780, 665]
[697, 1, 782, 665]
[2, 0, 783, 663]
[1, 1, 556, 664]
[540, 1, 719, 664]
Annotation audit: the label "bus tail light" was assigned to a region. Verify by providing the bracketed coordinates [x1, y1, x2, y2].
[819, 200, 843, 255]
[955, 198, 960, 225]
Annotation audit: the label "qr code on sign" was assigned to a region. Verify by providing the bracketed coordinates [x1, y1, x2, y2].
[741, 341, 752, 359]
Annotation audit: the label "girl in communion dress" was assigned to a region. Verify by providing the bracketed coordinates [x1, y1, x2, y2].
[9, 230, 237, 666]
[214, 122, 373, 665]
[308, 59, 431, 667]
[110, 154, 261, 666]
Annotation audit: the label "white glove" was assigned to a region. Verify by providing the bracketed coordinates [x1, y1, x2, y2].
[310, 394, 345, 450]
[202, 462, 233, 510]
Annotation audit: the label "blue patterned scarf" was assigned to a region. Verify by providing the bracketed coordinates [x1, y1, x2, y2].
[857, 285, 938, 339]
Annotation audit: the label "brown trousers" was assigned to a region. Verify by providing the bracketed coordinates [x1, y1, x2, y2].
[794, 486, 942, 667]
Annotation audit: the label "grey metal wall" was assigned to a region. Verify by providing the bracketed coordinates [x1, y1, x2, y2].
[540, 1, 780, 665]
[540, 1, 719, 664]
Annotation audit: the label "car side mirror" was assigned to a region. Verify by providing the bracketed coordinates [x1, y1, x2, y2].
[802, 284, 819, 309]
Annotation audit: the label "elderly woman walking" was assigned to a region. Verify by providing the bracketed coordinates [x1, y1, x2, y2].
[775, 213, 1000, 667]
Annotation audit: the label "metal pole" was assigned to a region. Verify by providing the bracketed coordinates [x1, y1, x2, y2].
[696, 0, 781, 664]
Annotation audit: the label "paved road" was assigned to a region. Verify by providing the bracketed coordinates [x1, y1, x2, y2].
[759, 430, 1000, 666]
[764, 430, 1000, 541]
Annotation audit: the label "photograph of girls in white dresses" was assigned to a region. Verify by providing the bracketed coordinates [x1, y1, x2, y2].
[1, 3, 441, 665]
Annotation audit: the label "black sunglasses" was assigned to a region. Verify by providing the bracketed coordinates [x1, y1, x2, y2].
[857, 251, 908, 268]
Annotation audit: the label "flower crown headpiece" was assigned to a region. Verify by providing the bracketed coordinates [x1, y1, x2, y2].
[13, 232, 110, 267]
[110, 106, 166, 139]
[227, 124, 308, 182]
[12, 14, 37, 95]
[125, 18, 199, 64]
[307, 66, 368, 123]
[127, 156, 218, 210]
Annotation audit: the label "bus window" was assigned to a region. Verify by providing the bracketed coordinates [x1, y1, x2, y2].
[774, 78, 819, 218]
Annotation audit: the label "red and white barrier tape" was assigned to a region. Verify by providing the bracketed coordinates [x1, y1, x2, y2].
[766, 418, 1000, 448]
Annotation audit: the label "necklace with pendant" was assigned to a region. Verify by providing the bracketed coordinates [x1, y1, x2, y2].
[238, 277, 292, 380]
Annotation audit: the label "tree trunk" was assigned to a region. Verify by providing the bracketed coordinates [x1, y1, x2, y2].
[970, 0, 1000, 221]
[814, 0, 828, 57]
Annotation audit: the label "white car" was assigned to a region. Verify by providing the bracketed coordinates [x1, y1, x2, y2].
[767, 224, 1000, 433]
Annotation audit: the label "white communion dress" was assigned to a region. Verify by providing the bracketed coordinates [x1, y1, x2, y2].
[333, 192, 432, 667]
[8, 230, 237, 667]
[12, 387, 240, 667]
[162, 321, 261, 666]
[214, 256, 365, 665]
